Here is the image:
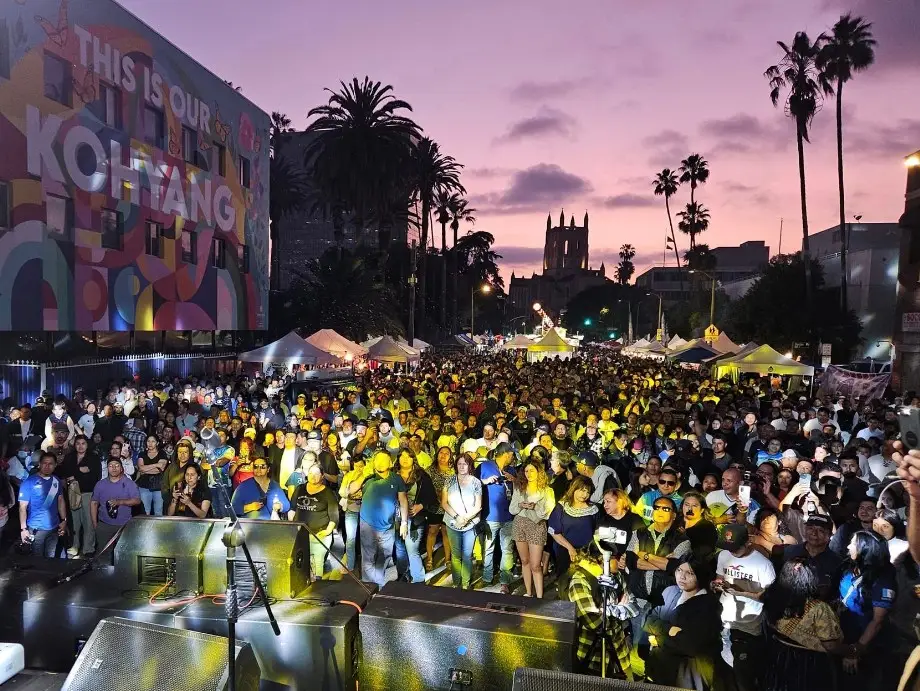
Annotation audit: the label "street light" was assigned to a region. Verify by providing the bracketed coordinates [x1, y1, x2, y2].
[583, 318, 592, 326]
[646, 292, 663, 340]
[471, 284, 491, 338]
[688, 269, 717, 326]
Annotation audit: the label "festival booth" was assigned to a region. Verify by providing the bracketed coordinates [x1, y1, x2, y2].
[238, 331, 341, 376]
[667, 335, 688, 350]
[710, 332, 740, 354]
[713, 344, 815, 382]
[670, 343, 720, 364]
[365, 335, 420, 370]
[305, 329, 368, 361]
[526, 328, 577, 362]
[503, 334, 533, 350]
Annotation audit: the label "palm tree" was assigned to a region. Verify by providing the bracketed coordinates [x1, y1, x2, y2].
[678, 154, 709, 207]
[409, 138, 464, 336]
[766, 32, 826, 302]
[268, 110, 308, 292]
[434, 189, 453, 329]
[448, 196, 476, 332]
[817, 15, 876, 313]
[677, 202, 711, 249]
[305, 77, 421, 248]
[269, 111, 293, 156]
[653, 169, 683, 274]
[616, 244, 636, 285]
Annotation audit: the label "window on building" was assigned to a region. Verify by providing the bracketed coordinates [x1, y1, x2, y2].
[43, 53, 71, 105]
[97, 83, 121, 129]
[182, 126, 198, 166]
[237, 244, 250, 273]
[211, 237, 226, 269]
[101, 208, 122, 250]
[46, 194, 70, 239]
[0, 181, 9, 232]
[145, 220, 163, 257]
[238, 155, 251, 188]
[0, 20, 10, 80]
[181, 230, 197, 264]
[143, 106, 164, 149]
[214, 144, 226, 177]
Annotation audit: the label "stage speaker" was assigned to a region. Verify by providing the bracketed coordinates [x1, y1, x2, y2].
[0, 555, 87, 643]
[114, 516, 218, 595]
[202, 519, 310, 600]
[359, 582, 576, 691]
[61, 617, 260, 691]
[511, 667, 690, 690]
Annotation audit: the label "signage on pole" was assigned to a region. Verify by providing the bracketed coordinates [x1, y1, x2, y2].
[820, 343, 832, 357]
[704, 324, 720, 343]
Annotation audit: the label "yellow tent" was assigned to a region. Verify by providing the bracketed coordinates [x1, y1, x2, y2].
[526, 328, 576, 362]
[713, 344, 815, 381]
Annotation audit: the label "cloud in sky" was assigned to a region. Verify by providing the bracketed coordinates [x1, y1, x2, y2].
[698, 113, 789, 155]
[643, 129, 691, 168]
[496, 108, 577, 143]
[596, 193, 657, 209]
[471, 163, 593, 215]
[509, 78, 595, 102]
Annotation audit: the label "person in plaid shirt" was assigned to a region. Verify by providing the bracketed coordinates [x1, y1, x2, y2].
[122, 413, 147, 464]
[566, 545, 633, 679]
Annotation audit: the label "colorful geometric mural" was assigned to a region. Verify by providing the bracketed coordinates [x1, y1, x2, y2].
[0, 0, 270, 330]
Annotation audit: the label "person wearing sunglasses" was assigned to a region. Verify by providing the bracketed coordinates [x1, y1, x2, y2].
[624, 496, 691, 664]
[634, 467, 683, 525]
[231, 458, 290, 519]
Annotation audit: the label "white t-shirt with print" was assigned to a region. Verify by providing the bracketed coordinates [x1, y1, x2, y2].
[717, 548, 776, 636]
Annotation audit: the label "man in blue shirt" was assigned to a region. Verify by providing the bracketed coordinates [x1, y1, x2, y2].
[18, 452, 67, 557]
[476, 442, 516, 594]
[349, 451, 408, 586]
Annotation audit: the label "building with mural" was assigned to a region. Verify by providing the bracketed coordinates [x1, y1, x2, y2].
[0, 0, 270, 331]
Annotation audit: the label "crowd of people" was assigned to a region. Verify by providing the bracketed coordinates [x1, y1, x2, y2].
[1, 347, 919, 690]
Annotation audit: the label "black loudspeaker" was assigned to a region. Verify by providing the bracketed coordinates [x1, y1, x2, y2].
[60, 617, 260, 691]
[511, 667, 690, 690]
[0, 555, 87, 643]
[359, 582, 576, 691]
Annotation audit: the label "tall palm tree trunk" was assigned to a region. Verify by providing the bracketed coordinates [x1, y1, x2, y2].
[836, 79, 848, 314]
[440, 221, 447, 334]
[418, 199, 430, 335]
[796, 128, 812, 306]
[452, 226, 459, 334]
[665, 195, 684, 296]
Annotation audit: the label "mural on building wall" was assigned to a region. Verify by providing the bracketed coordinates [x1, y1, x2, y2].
[0, 0, 270, 330]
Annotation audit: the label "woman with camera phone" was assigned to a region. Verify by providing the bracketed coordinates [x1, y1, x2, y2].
[166, 463, 212, 518]
[231, 458, 290, 519]
[442, 453, 483, 589]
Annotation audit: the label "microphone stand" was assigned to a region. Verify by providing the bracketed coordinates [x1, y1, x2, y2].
[212, 479, 281, 691]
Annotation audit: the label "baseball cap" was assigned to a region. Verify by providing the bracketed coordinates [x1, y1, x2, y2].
[805, 514, 834, 531]
[717, 524, 750, 552]
[575, 451, 599, 469]
[307, 430, 321, 441]
[782, 449, 799, 460]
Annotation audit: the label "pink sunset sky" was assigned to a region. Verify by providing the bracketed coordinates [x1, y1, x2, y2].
[123, 0, 920, 284]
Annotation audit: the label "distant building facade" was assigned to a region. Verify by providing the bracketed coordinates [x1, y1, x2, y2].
[508, 210, 609, 320]
[895, 153, 920, 392]
[634, 240, 769, 301]
[0, 0, 270, 330]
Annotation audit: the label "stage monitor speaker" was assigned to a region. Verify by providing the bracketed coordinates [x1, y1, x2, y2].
[0, 555, 87, 643]
[511, 667, 690, 690]
[359, 582, 576, 691]
[113, 517, 219, 595]
[61, 617, 260, 691]
[202, 519, 310, 600]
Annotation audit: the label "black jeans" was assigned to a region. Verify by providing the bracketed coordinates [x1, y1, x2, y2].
[730, 629, 764, 691]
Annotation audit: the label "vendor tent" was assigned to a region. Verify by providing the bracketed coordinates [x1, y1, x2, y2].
[239, 331, 340, 366]
[305, 329, 368, 359]
[526, 328, 576, 362]
[710, 332, 739, 354]
[504, 334, 533, 350]
[367, 335, 418, 364]
[671, 343, 720, 363]
[667, 335, 688, 349]
[713, 344, 814, 380]
[401, 338, 431, 352]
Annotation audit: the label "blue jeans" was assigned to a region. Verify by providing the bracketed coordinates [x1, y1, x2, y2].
[344, 511, 360, 570]
[30, 528, 60, 558]
[139, 488, 163, 516]
[480, 520, 514, 585]
[359, 520, 395, 587]
[446, 526, 477, 589]
[395, 523, 426, 582]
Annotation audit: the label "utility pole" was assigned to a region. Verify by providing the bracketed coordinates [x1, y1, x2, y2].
[408, 241, 417, 345]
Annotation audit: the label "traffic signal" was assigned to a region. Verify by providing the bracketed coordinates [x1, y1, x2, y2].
[583, 318, 592, 326]
[608, 332, 616, 339]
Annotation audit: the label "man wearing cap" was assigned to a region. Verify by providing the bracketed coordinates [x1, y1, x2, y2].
[509, 406, 535, 447]
[782, 514, 843, 600]
[90, 456, 141, 561]
[574, 451, 618, 505]
[714, 523, 776, 691]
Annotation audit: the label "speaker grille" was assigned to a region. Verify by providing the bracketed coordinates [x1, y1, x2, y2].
[62, 618, 259, 691]
[512, 667, 691, 691]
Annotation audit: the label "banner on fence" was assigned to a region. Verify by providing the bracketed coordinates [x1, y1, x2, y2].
[821, 364, 891, 401]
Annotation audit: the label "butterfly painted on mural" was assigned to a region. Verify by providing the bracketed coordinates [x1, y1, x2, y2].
[198, 132, 212, 152]
[213, 109, 231, 144]
[168, 129, 181, 157]
[35, 0, 68, 48]
[72, 65, 96, 105]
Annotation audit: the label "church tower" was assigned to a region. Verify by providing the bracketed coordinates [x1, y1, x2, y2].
[543, 208, 590, 274]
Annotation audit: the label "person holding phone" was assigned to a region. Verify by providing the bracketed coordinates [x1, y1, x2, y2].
[231, 458, 289, 519]
[510, 460, 556, 598]
[706, 467, 759, 525]
[166, 463, 212, 518]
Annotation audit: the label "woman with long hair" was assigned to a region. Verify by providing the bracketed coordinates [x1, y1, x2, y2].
[338, 454, 366, 571]
[679, 491, 718, 560]
[837, 531, 897, 688]
[762, 559, 844, 691]
[441, 453, 483, 589]
[547, 475, 598, 579]
[167, 462, 212, 518]
[395, 448, 437, 583]
[60, 435, 101, 556]
[752, 507, 795, 561]
[136, 434, 168, 516]
[229, 437, 256, 488]
[872, 508, 908, 563]
[510, 459, 556, 598]
[289, 464, 338, 581]
[426, 446, 455, 571]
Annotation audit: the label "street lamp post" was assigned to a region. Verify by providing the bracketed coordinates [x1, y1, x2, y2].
[471, 284, 491, 338]
[646, 292, 663, 340]
[688, 269, 717, 326]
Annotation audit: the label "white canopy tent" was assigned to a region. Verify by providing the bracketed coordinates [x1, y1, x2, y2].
[503, 334, 533, 350]
[239, 331, 341, 366]
[305, 329, 368, 360]
[366, 335, 420, 364]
